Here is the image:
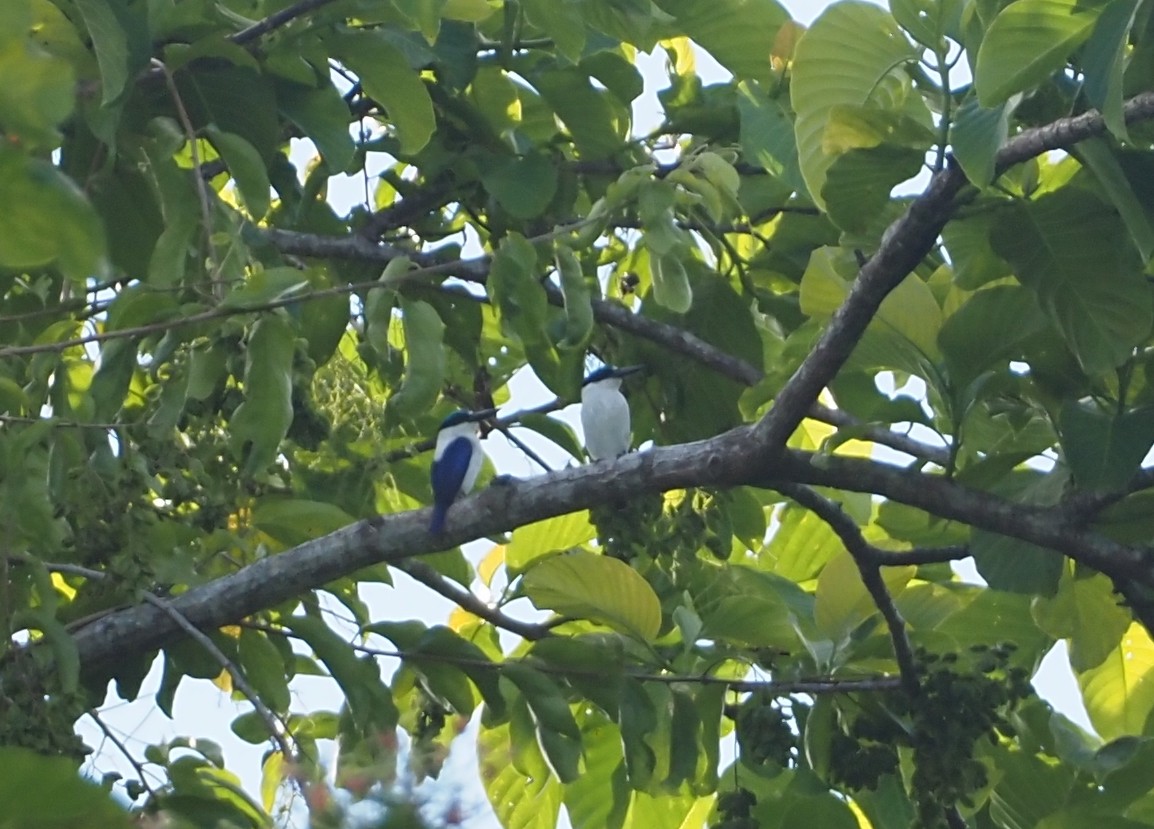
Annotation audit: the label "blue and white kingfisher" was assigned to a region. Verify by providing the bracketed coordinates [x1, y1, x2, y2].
[581, 365, 643, 460]
[429, 407, 497, 534]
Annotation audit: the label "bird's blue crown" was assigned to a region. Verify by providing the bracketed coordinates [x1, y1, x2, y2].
[583, 364, 642, 386]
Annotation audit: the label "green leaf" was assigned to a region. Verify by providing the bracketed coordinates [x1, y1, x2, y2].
[237, 629, 291, 713]
[990, 189, 1152, 376]
[0, 33, 75, 150]
[654, 0, 791, 82]
[206, 127, 271, 220]
[1058, 402, 1154, 492]
[502, 663, 582, 782]
[822, 145, 924, 233]
[332, 32, 435, 155]
[230, 314, 295, 474]
[1033, 572, 1131, 672]
[970, 530, 1064, 596]
[938, 285, 1048, 391]
[478, 721, 564, 829]
[564, 713, 630, 829]
[891, 0, 964, 48]
[387, 298, 447, 418]
[649, 250, 692, 313]
[975, 0, 1107, 107]
[73, 0, 128, 104]
[791, 1, 918, 210]
[554, 244, 594, 349]
[814, 552, 915, 641]
[761, 504, 847, 581]
[276, 79, 356, 172]
[521, 0, 586, 62]
[801, 246, 942, 362]
[286, 614, 399, 734]
[0, 748, 129, 828]
[0, 149, 105, 283]
[1082, 0, 1140, 138]
[950, 96, 1012, 186]
[480, 152, 559, 219]
[252, 498, 356, 547]
[220, 267, 310, 310]
[736, 80, 807, 196]
[941, 210, 1015, 289]
[531, 66, 626, 160]
[1075, 137, 1154, 260]
[523, 550, 662, 641]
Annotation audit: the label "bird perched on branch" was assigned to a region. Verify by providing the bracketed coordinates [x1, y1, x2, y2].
[430, 407, 497, 533]
[581, 365, 643, 461]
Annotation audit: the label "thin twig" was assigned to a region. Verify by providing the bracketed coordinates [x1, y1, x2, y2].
[139, 593, 297, 761]
[394, 560, 550, 641]
[86, 709, 157, 798]
[230, 0, 339, 44]
[350, 640, 902, 695]
[492, 424, 554, 473]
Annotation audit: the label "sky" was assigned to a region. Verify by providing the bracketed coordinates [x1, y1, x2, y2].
[76, 1, 1093, 827]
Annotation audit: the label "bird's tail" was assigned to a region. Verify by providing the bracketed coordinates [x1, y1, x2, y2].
[430, 502, 449, 534]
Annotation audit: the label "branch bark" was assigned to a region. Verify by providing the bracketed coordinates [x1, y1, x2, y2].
[44, 91, 1154, 683]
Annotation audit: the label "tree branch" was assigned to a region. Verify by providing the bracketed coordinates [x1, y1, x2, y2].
[393, 560, 550, 641]
[774, 483, 920, 695]
[32, 92, 1154, 683]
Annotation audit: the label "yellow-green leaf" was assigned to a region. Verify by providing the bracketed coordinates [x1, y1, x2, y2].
[522, 550, 662, 641]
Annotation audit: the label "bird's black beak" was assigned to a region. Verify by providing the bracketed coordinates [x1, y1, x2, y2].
[614, 365, 645, 378]
[469, 407, 499, 422]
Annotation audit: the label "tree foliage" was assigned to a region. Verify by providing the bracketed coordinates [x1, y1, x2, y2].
[5, 0, 1154, 826]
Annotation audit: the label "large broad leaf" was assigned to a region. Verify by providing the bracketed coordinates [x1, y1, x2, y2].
[0, 747, 129, 828]
[0, 25, 75, 149]
[801, 246, 942, 364]
[507, 510, 596, 572]
[990, 189, 1152, 376]
[522, 551, 662, 641]
[331, 31, 435, 155]
[531, 67, 627, 160]
[736, 80, 808, 197]
[950, 96, 1012, 186]
[1058, 401, 1154, 492]
[975, 0, 1108, 106]
[1075, 138, 1154, 261]
[1082, 0, 1140, 138]
[205, 127, 271, 220]
[654, 0, 791, 83]
[275, 79, 356, 172]
[229, 314, 296, 474]
[970, 530, 1064, 596]
[1033, 572, 1131, 672]
[1078, 622, 1154, 740]
[813, 551, 915, 641]
[478, 721, 563, 829]
[791, 1, 918, 211]
[759, 503, 845, 581]
[387, 298, 447, 419]
[480, 152, 559, 219]
[938, 285, 1048, 392]
[252, 498, 356, 548]
[564, 712, 630, 829]
[0, 148, 105, 282]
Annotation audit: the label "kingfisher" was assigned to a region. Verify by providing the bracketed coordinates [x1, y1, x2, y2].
[429, 407, 497, 534]
[581, 365, 643, 461]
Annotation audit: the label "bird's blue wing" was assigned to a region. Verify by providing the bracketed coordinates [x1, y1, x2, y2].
[431, 436, 474, 503]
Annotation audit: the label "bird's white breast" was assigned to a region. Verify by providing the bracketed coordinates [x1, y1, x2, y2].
[581, 378, 631, 460]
